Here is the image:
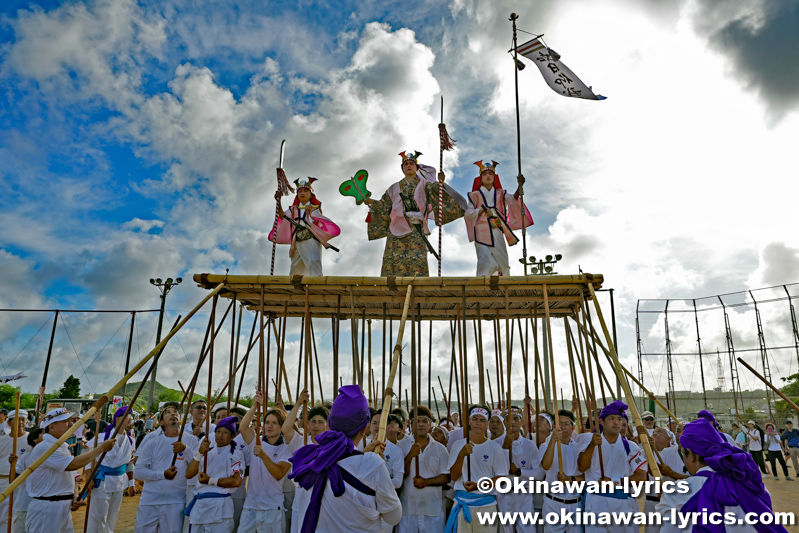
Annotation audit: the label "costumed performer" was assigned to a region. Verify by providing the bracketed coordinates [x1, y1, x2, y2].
[271, 177, 341, 276]
[464, 161, 532, 277]
[365, 151, 466, 276]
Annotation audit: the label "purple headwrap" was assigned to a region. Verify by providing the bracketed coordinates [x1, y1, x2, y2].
[213, 416, 239, 453]
[103, 406, 133, 444]
[680, 419, 786, 533]
[697, 409, 721, 430]
[599, 400, 628, 421]
[289, 385, 371, 533]
[328, 384, 371, 437]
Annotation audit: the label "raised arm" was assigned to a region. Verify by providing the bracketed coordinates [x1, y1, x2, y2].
[240, 391, 263, 445]
[282, 389, 309, 444]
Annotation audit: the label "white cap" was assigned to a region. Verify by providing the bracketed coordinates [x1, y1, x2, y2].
[7, 409, 28, 420]
[41, 408, 74, 429]
[641, 411, 655, 419]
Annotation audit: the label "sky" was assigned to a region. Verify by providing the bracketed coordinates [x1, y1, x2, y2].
[1, 0, 798, 411]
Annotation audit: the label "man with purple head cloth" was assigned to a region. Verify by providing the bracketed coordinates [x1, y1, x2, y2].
[577, 400, 647, 533]
[87, 406, 136, 533]
[185, 416, 245, 533]
[657, 418, 787, 533]
[290, 384, 402, 532]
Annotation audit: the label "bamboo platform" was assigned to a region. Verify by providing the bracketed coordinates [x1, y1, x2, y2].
[192, 273, 604, 320]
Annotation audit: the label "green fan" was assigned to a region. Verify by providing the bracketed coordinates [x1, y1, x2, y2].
[339, 170, 371, 205]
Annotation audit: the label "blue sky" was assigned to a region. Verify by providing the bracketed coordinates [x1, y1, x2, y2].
[1, 0, 799, 404]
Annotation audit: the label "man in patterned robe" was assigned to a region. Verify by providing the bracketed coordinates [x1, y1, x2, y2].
[365, 151, 466, 276]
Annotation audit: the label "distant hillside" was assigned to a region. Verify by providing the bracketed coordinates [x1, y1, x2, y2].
[114, 380, 202, 413]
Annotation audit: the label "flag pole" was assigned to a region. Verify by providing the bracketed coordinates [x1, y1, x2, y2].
[510, 13, 527, 275]
[438, 97, 444, 277]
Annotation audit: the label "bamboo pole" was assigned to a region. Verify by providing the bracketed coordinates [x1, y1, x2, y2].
[235, 314, 258, 406]
[737, 357, 799, 416]
[310, 319, 325, 404]
[1, 283, 225, 503]
[458, 303, 471, 480]
[504, 289, 513, 467]
[303, 287, 311, 444]
[542, 285, 563, 474]
[586, 283, 660, 479]
[257, 286, 265, 438]
[438, 376, 450, 423]
[7, 391, 20, 533]
[476, 306, 485, 405]
[204, 294, 217, 471]
[581, 321, 678, 423]
[377, 282, 415, 443]
[564, 319, 583, 427]
[83, 409, 101, 533]
[486, 369, 495, 410]
[228, 294, 236, 412]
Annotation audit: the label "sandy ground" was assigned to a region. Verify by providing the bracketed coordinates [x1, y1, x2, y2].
[70, 476, 799, 532]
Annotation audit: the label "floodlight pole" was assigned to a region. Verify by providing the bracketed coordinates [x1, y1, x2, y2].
[148, 277, 182, 412]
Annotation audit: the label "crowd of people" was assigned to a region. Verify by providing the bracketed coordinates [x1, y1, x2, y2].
[0, 389, 794, 532]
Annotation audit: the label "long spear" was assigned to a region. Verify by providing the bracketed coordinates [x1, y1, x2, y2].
[438, 96, 456, 277]
[509, 13, 528, 275]
[270, 140, 294, 275]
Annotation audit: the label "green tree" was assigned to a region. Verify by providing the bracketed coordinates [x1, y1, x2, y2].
[774, 372, 799, 422]
[58, 375, 81, 398]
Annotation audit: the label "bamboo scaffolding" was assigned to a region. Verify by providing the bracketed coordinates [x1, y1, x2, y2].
[0, 282, 225, 502]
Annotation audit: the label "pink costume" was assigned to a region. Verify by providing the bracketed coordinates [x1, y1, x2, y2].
[464, 163, 533, 276]
[269, 178, 340, 276]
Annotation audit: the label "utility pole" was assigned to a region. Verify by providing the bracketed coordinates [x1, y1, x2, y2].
[148, 277, 182, 413]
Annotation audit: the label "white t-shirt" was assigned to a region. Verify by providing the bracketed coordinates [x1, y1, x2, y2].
[746, 428, 763, 451]
[580, 434, 647, 484]
[658, 446, 689, 481]
[542, 437, 582, 499]
[189, 444, 245, 525]
[383, 439, 405, 489]
[764, 432, 782, 451]
[0, 433, 14, 475]
[400, 438, 449, 517]
[26, 433, 75, 498]
[15, 445, 36, 511]
[447, 438, 509, 495]
[294, 452, 402, 532]
[244, 436, 292, 510]
[134, 431, 199, 506]
[503, 435, 540, 478]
